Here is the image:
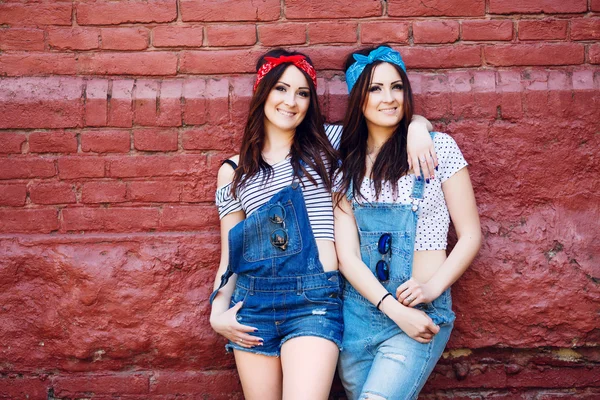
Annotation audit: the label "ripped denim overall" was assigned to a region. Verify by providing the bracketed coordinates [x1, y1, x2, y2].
[338, 138, 455, 399]
[210, 175, 343, 357]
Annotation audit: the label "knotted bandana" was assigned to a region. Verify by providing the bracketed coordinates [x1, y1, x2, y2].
[345, 46, 406, 93]
[254, 55, 317, 91]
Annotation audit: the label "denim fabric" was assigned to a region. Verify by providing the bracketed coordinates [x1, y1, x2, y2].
[210, 181, 344, 357]
[339, 132, 455, 399]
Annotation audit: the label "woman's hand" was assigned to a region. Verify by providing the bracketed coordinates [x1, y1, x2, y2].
[210, 301, 263, 348]
[396, 278, 438, 307]
[384, 300, 440, 344]
[407, 115, 437, 181]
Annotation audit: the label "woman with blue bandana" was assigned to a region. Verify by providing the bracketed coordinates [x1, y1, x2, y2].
[334, 45, 482, 399]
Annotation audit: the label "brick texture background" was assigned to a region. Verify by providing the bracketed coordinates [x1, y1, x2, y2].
[1, 0, 599, 399]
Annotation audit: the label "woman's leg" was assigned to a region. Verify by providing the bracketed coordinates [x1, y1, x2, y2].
[280, 336, 339, 400]
[234, 349, 283, 400]
[359, 324, 452, 400]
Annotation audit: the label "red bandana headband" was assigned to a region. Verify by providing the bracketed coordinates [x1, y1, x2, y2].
[254, 55, 317, 91]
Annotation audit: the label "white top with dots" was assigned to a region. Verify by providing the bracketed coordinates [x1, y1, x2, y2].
[343, 132, 468, 251]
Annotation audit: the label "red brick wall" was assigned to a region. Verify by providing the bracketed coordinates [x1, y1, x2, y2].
[1, 1, 599, 398]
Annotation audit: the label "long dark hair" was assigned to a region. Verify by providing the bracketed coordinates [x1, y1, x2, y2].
[231, 49, 337, 196]
[337, 45, 414, 203]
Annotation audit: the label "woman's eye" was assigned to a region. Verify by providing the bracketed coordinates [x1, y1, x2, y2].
[368, 86, 381, 92]
[393, 84, 404, 90]
[298, 91, 310, 98]
[275, 86, 286, 92]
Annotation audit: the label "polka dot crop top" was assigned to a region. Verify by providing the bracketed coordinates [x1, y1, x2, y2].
[343, 132, 468, 251]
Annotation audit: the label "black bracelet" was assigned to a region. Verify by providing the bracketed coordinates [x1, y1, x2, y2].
[376, 292, 393, 311]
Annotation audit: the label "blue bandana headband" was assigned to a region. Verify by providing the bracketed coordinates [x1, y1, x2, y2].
[345, 46, 407, 93]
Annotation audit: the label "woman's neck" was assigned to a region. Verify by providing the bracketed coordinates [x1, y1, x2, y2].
[366, 124, 395, 154]
[263, 127, 294, 164]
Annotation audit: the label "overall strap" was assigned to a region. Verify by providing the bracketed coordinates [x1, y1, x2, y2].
[222, 159, 238, 170]
[209, 266, 233, 304]
[409, 131, 437, 213]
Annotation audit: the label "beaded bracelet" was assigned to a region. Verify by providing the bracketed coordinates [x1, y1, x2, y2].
[376, 292, 393, 311]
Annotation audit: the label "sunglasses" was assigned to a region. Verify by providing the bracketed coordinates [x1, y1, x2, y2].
[375, 233, 392, 281]
[268, 204, 289, 251]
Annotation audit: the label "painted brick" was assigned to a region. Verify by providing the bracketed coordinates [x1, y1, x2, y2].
[29, 131, 78, 154]
[414, 20, 460, 44]
[181, 49, 262, 74]
[0, 133, 26, 154]
[182, 126, 234, 151]
[593, 0, 600, 11]
[81, 181, 127, 204]
[259, 24, 307, 46]
[149, 370, 241, 394]
[77, 1, 176, 25]
[485, 43, 584, 66]
[133, 128, 178, 152]
[0, 3, 72, 26]
[108, 80, 135, 128]
[77, 52, 177, 75]
[183, 79, 207, 125]
[0, 209, 59, 233]
[0, 158, 56, 180]
[297, 46, 358, 70]
[81, 130, 130, 153]
[133, 80, 159, 126]
[589, 44, 600, 64]
[58, 157, 105, 179]
[205, 79, 230, 125]
[0, 28, 45, 51]
[153, 26, 204, 48]
[107, 155, 207, 178]
[158, 80, 184, 127]
[361, 22, 409, 44]
[308, 22, 357, 44]
[160, 205, 218, 230]
[85, 79, 108, 127]
[0, 184, 27, 206]
[77, 53, 177, 76]
[402, 45, 482, 69]
[286, 0, 382, 19]
[518, 20, 568, 41]
[181, 0, 280, 22]
[0, 53, 78, 76]
[571, 18, 600, 41]
[48, 28, 99, 50]
[489, 0, 587, 14]
[206, 24, 257, 47]
[388, 0, 484, 17]
[128, 181, 181, 202]
[0, 376, 48, 399]
[101, 27, 149, 51]
[29, 182, 76, 205]
[62, 208, 159, 232]
[462, 20, 514, 41]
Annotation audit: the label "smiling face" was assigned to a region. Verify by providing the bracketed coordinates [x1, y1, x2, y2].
[362, 62, 405, 132]
[263, 65, 311, 135]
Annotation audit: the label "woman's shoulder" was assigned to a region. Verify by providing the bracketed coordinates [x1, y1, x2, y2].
[217, 155, 240, 188]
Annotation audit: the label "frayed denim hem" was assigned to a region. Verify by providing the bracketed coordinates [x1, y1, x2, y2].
[225, 342, 280, 357]
[280, 332, 343, 351]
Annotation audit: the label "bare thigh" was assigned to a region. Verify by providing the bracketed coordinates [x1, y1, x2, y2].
[234, 349, 283, 400]
[280, 336, 339, 400]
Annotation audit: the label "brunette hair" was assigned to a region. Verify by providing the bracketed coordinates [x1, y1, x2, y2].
[337, 45, 414, 203]
[230, 49, 337, 196]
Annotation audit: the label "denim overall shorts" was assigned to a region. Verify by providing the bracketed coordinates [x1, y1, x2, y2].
[338, 133, 456, 400]
[210, 177, 343, 357]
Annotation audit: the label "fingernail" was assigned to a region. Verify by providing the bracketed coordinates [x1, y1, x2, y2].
[435, 166, 439, 171]
[426, 179, 430, 184]
[417, 176, 422, 181]
[254, 329, 258, 332]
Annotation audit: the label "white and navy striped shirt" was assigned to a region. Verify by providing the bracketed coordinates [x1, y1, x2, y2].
[215, 124, 343, 241]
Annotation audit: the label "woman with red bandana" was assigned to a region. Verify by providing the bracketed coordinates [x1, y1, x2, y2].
[208, 49, 436, 400]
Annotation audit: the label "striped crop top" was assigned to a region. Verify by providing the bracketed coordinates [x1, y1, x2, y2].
[215, 125, 343, 241]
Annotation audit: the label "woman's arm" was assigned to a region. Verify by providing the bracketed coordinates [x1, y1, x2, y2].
[209, 162, 262, 348]
[397, 168, 482, 306]
[408, 115, 437, 181]
[334, 194, 439, 343]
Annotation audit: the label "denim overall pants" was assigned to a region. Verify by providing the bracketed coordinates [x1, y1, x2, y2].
[338, 150, 455, 399]
[210, 180, 343, 357]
